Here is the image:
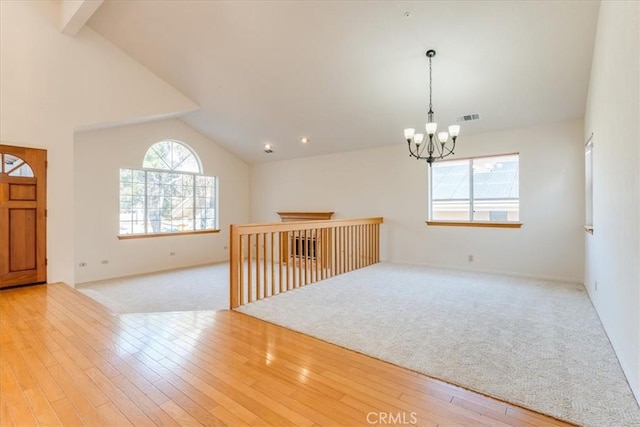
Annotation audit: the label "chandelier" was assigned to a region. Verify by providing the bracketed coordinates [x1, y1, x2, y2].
[404, 49, 460, 166]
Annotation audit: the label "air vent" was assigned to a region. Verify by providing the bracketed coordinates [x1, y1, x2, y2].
[456, 113, 481, 123]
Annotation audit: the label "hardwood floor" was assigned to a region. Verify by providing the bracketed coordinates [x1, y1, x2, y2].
[0, 283, 573, 426]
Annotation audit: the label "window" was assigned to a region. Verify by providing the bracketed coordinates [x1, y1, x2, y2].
[2, 153, 34, 177]
[119, 140, 218, 236]
[429, 154, 520, 224]
[585, 135, 593, 233]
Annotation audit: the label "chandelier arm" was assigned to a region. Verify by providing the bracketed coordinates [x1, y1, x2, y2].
[407, 141, 426, 160]
[407, 141, 418, 158]
[441, 140, 457, 158]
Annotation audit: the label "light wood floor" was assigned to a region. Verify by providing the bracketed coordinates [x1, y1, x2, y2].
[0, 283, 573, 426]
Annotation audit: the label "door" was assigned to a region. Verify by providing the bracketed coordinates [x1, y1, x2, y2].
[0, 144, 47, 288]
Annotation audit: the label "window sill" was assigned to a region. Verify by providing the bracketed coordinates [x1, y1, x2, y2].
[425, 221, 522, 229]
[118, 229, 221, 240]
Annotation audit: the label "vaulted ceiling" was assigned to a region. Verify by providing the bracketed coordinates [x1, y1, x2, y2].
[88, 1, 600, 163]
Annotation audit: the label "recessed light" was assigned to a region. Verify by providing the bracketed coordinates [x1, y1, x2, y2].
[300, 137, 309, 144]
[264, 143, 273, 153]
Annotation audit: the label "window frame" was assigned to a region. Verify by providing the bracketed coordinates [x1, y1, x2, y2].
[426, 152, 522, 228]
[584, 134, 594, 234]
[118, 140, 220, 239]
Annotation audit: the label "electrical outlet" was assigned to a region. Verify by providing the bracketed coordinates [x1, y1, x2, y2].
[101, 260, 109, 264]
[79, 262, 87, 267]
[468, 255, 474, 262]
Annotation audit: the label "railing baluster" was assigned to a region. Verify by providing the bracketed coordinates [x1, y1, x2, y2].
[352, 225, 356, 270]
[262, 232, 267, 298]
[332, 228, 336, 276]
[337, 226, 341, 275]
[331, 227, 336, 277]
[354, 225, 358, 270]
[305, 228, 310, 286]
[363, 224, 367, 266]
[314, 228, 319, 283]
[255, 233, 261, 300]
[301, 229, 306, 287]
[367, 223, 371, 266]
[295, 231, 300, 288]
[355, 225, 359, 270]
[322, 228, 327, 280]
[372, 224, 376, 264]
[323, 228, 328, 280]
[342, 226, 346, 274]
[247, 234, 253, 302]
[285, 231, 290, 290]
[278, 232, 284, 293]
[229, 224, 238, 309]
[348, 225, 352, 271]
[363, 224, 367, 265]
[348, 225, 352, 272]
[357, 225, 361, 269]
[270, 232, 275, 297]
[239, 233, 244, 305]
[344, 226, 348, 273]
[375, 224, 379, 263]
[341, 226, 344, 274]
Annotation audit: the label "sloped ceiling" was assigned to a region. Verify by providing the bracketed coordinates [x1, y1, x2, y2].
[88, 1, 599, 163]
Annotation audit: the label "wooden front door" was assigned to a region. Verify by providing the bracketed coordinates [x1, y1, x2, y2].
[0, 145, 47, 288]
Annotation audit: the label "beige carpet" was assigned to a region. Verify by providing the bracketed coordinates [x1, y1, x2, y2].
[237, 262, 640, 427]
[77, 263, 229, 314]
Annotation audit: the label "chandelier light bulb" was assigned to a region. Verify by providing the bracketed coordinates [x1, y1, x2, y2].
[448, 125, 460, 138]
[438, 132, 449, 143]
[414, 133, 425, 145]
[404, 128, 415, 140]
[425, 122, 437, 135]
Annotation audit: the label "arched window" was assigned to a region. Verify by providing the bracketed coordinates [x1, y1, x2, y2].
[142, 140, 201, 173]
[2, 153, 34, 177]
[119, 140, 218, 236]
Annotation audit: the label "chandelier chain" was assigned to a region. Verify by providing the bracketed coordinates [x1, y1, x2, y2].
[428, 55, 433, 112]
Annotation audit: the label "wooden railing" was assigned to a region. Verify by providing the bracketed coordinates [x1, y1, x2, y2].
[229, 217, 383, 309]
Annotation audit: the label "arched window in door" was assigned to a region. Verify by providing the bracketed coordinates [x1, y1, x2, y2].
[2, 154, 34, 177]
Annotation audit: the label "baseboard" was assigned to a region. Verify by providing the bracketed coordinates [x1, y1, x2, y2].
[75, 259, 229, 287]
[386, 260, 583, 284]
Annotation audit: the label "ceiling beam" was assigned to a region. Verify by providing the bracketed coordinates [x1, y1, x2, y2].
[60, 0, 104, 37]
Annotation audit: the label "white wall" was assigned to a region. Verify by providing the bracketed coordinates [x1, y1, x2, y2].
[0, 1, 197, 285]
[74, 119, 250, 283]
[584, 1, 640, 401]
[251, 119, 585, 282]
